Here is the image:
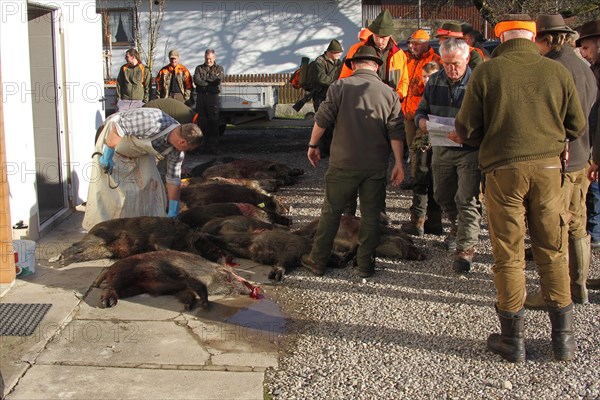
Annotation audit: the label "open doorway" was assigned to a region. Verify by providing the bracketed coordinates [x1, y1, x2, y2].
[28, 4, 65, 224]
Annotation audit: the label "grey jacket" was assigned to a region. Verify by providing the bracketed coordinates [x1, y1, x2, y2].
[546, 46, 597, 172]
[315, 69, 405, 170]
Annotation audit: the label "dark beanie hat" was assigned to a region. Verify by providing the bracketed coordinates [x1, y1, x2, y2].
[327, 39, 343, 53]
[368, 10, 395, 37]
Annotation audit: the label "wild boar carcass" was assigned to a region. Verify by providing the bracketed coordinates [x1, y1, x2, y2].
[93, 250, 260, 309]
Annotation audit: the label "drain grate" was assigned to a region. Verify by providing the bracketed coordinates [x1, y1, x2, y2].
[0, 303, 52, 336]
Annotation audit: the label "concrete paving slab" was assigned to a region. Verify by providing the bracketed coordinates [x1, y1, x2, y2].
[78, 287, 191, 321]
[0, 264, 102, 395]
[37, 320, 211, 367]
[2, 208, 282, 400]
[211, 352, 277, 369]
[6, 365, 265, 400]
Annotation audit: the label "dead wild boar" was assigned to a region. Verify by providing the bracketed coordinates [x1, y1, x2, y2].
[180, 182, 290, 216]
[185, 157, 238, 177]
[94, 250, 260, 309]
[205, 228, 343, 281]
[193, 158, 304, 186]
[295, 215, 426, 261]
[59, 217, 225, 266]
[177, 203, 292, 229]
[200, 215, 281, 235]
[183, 176, 278, 194]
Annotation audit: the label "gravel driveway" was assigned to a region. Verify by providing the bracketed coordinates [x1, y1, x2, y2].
[188, 125, 600, 400]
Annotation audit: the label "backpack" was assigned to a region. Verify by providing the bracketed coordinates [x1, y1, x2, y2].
[290, 67, 302, 90]
[289, 57, 318, 92]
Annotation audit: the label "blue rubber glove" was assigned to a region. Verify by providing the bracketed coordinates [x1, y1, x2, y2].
[99, 145, 115, 174]
[167, 200, 180, 218]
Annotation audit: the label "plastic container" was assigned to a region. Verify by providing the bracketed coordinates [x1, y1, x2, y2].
[13, 239, 36, 277]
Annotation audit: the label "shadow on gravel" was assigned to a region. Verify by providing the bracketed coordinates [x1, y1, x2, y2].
[287, 316, 488, 361]
[284, 272, 493, 308]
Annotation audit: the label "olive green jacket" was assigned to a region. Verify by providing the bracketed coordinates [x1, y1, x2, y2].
[455, 39, 586, 173]
[116, 62, 151, 103]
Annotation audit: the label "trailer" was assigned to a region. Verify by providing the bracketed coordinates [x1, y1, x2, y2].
[103, 82, 281, 132]
[219, 82, 279, 126]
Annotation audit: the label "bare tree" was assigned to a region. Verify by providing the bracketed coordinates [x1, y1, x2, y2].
[134, 0, 167, 74]
[98, 0, 114, 81]
[472, 0, 600, 25]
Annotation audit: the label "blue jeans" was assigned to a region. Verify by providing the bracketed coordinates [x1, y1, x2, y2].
[586, 180, 600, 242]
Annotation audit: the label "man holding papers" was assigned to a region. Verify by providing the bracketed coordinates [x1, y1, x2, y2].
[414, 38, 481, 273]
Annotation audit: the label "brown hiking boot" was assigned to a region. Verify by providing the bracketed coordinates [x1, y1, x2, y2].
[452, 248, 475, 273]
[301, 254, 325, 276]
[401, 214, 425, 237]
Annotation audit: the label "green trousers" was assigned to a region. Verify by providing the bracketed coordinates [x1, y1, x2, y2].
[310, 167, 387, 269]
[485, 158, 570, 312]
[432, 147, 482, 250]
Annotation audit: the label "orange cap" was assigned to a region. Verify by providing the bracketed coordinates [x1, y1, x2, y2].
[358, 28, 372, 41]
[408, 29, 430, 42]
[494, 20, 536, 38]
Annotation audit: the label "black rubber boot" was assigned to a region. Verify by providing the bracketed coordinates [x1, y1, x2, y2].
[487, 307, 525, 363]
[548, 303, 575, 361]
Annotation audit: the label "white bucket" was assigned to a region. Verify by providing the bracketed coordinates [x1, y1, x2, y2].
[13, 240, 36, 277]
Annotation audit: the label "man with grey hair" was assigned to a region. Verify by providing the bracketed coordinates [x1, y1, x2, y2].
[301, 46, 405, 278]
[414, 38, 481, 273]
[455, 14, 585, 363]
[194, 49, 225, 154]
[83, 108, 203, 230]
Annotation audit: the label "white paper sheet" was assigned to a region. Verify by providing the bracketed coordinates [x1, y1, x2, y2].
[426, 114, 462, 147]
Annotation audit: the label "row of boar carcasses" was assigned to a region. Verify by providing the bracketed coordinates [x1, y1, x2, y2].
[58, 158, 425, 311]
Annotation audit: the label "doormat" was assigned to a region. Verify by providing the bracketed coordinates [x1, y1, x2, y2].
[0, 303, 52, 336]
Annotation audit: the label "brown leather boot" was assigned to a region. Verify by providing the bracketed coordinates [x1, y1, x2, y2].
[301, 254, 325, 276]
[401, 214, 425, 237]
[548, 304, 575, 361]
[487, 307, 525, 363]
[452, 248, 475, 273]
[569, 236, 590, 304]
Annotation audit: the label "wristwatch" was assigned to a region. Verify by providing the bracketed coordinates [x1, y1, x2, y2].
[308, 144, 318, 148]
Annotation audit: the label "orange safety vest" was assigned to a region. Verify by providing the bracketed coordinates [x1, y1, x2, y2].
[339, 37, 409, 100]
[402, 47, 441, 120]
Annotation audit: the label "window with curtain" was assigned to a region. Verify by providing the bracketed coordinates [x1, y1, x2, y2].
[101, 8, 134, 46]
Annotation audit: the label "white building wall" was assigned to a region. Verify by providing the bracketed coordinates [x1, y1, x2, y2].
[52, 0, 106, 205]
[107, 0, 362, 78]
[1, 0, 39, 236]
[1, 0, 104, 238]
